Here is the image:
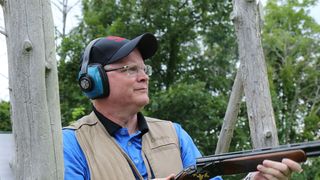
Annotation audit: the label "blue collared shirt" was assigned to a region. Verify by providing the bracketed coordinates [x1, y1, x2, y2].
[63, 123, 222, 180]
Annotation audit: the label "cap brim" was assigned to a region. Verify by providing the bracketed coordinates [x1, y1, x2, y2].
[108, 33, 158, 64]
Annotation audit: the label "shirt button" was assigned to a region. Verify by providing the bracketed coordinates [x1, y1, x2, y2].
[134, 159, 139, 164]
[127, 141, 132, 146]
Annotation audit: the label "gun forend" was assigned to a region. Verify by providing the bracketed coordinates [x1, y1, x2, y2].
[201, 149, 306, 175]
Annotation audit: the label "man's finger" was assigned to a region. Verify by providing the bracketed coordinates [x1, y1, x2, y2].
[260, 172, 278, 180]
[152, 173, 175, 180]
[257, 164, 287, 179]
[252, 172, 268, 180]
[282, 158, 303, 173]
[262, 160, 291, 176]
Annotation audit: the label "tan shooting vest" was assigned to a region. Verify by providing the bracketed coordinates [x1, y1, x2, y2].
[67, 112, 183, 180]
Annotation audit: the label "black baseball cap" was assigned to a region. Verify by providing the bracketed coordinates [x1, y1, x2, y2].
[88, 33, 158, 66]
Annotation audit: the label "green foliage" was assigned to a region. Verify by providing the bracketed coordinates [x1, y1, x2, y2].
[291, 157, 320, 180]
[263, 0, 320, 177]
[263, 0, 320, 143]
[71, 107, 86, 120]
[58, 29, 92, 126]
[0, 100, 11, 131]
[145, 81, 227, 155]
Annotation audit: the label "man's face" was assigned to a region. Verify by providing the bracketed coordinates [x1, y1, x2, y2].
[105, 48, 150, 109]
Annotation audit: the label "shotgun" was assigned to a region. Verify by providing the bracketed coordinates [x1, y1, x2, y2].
[175, 140, 320, 180]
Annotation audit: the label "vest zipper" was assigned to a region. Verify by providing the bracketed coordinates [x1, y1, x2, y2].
[142, 150, 155, 179]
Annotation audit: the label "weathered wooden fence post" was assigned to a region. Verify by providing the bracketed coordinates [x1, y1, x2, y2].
[215, 69, 243, 154]
[234, 0, 278, 148]
[2, 0, 64, 179]
[216, 0, 279, 153]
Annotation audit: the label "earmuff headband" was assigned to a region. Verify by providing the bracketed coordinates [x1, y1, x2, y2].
[80, 38, 101, 75]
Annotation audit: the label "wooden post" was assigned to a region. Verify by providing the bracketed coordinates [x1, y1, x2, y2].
[215, 69, 243, 154]
[215, 0, 277, 153]
[2, 0, 64, 179]
[233, 0, 278, 148]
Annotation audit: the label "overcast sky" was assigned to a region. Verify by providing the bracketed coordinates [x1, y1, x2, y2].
[0, 0, 81, 101]
[0, 1, 319, 101]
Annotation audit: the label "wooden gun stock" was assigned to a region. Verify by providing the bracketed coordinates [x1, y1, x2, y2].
[175, 140, 320, 180]
[213, 150, 306, 175]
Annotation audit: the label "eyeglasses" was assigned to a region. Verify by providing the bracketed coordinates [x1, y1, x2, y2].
[104, 64, 152, 76]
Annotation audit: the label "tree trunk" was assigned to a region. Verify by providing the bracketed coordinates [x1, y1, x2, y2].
[3, 0, 64, 179]
[215, 69, 243, 154]
[232, 0, 279, 148]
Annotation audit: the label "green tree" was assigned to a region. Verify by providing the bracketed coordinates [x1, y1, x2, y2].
[58, 30, 91, 126]
[145, 81, 227, 155]
[0, 100, 11, 131]
[263, 0, 320, 178]
[263, 0, 320, 143]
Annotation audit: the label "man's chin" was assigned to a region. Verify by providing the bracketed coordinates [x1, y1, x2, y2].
[136, 97, 149, 108]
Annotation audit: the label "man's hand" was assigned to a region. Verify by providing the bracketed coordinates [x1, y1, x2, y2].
[153, 173, 175, 180]
[252, 158, 303, 180]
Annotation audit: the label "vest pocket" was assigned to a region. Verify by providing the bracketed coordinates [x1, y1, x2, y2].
[149, 137, 179, 149]
[147, 141, 182, 178]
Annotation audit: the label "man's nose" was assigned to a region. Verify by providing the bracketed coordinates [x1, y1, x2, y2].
[137, 69, 149, 81]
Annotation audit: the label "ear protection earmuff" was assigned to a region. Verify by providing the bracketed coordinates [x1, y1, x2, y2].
[78, 39, 110, 99]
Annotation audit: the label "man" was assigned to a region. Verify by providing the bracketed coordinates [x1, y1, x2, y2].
[63, 33, 302, 180]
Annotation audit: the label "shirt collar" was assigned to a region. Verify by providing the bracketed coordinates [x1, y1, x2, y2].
[93, 106, 149, 136]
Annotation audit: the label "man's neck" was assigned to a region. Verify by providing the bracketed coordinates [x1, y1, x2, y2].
[93, 101, 139, 134]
